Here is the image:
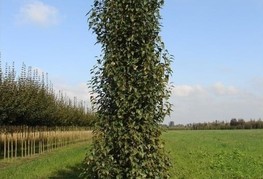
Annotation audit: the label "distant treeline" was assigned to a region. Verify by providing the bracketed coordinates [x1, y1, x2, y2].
[0, 59, 95, 127]
[167, 118, 263, 130]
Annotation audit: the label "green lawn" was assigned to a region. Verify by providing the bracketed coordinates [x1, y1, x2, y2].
[0, 141, 90, 179]
[1, 130, 263, 179]
[164, 130, 263, 179]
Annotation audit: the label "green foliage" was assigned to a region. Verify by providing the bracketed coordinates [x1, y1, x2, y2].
[0, 60, 95, 127]
[82, 0, 172, 178]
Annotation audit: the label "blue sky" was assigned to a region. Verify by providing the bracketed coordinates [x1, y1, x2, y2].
[1, 0, 263, 124]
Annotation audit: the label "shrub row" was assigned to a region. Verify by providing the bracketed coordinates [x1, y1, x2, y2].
[167, 119, 263, 130]
[0, 60, 95, 126]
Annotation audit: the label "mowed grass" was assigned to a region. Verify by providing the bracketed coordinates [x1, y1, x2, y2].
[0, 130, 263, 178]
[164, 130, 263, 179]
[0, 141, 91, 179]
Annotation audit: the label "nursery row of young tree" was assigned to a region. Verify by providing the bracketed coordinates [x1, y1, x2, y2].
[0, 60, 95, 127]
[168, 118, 263, 130]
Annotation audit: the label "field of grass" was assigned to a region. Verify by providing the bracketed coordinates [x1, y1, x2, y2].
[164, 130, 263, 179]
[0, 141, 90, 179]
[1, 130, 263, 178]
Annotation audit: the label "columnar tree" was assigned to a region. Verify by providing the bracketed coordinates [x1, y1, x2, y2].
[82, 0, 172, 178]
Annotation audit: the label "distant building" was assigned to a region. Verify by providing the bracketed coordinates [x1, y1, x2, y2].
[169, 121, 175, 127]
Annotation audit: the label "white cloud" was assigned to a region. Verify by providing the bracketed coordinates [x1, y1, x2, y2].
[212, 82, 239, 95]
[17, 0, 59, 27]
[167, 83, 263, 125]
[53, 82, 91, 101]
[43, 76, 92, 110]
[172, 85, 205, 97]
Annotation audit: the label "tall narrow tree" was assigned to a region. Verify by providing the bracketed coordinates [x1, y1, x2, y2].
[82, 0, 173, 178]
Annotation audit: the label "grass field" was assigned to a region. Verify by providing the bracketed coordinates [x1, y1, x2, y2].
[0, 130, 263, 178]
[0, 141, 91, 179]
[164, 130, 263, 179]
